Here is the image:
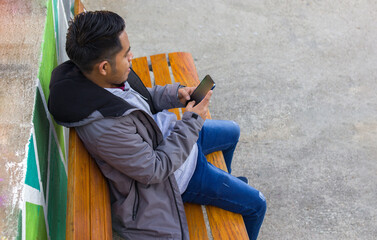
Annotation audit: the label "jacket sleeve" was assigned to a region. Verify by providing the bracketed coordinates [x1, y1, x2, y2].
[94, 111, 204, 185]
[147, 83, 185, 112]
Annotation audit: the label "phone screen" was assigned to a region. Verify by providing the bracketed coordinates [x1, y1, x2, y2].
[188, 75, 215, 106]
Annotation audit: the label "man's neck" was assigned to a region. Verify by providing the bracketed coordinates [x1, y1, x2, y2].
[83, 71, 108, 88]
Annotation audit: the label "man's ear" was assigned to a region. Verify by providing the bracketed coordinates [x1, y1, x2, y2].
[97, 61, 110, 76]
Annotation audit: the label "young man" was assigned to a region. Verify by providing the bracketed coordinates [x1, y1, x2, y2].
[48, 11, 266, 240]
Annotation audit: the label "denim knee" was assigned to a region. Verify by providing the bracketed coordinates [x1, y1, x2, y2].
[227, 121, 241, 143]
[245, 191, 267, 219]
[221, 121, 240, 173]
[257, 191, 267, 218]
[243, 192, 266, 240]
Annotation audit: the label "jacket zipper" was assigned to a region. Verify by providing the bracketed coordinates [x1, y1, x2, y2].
[132, 181, 140, 220]
[168, 178, 185, 239]
[130, 88, 149, 101]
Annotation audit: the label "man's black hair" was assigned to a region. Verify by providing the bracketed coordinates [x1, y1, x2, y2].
[66, 11, 125, 73]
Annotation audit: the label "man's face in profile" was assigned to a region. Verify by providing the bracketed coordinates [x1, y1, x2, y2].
[105, 30, 133, 87]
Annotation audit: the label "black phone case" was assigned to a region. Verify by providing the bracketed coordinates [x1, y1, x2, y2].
[188, 75, 215, 106]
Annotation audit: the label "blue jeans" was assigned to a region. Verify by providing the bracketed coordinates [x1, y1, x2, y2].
[182, 120, 267, 240]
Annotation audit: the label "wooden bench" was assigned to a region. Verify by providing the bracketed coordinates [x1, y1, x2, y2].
[66, 2, 248, 239]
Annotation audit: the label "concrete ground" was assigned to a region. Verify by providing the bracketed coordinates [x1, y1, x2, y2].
[1, 0, 377, 239]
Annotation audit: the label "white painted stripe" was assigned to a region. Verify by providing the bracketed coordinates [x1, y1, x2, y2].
[31, 128, 51, 238]
[57, 0, 70, 64]
[36, 81, 68, 176]
[63, 127, 69, 166]
[30, 128, 45, 207]
[20, 129, 33, 240]
[45, 126, 52, 221]
[22, 184, 44, 206]
[51, 0, 59, 62]
[58, 0, 71, 165]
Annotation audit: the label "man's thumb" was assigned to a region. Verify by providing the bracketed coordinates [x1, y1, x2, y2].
[186, 101, 195, 108]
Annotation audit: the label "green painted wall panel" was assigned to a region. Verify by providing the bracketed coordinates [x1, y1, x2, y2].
[47, 133, 67, 240]
[52, 118, 66, 161]
[40, 0, 66, 160]
[53, 0, 59, 53]
[38, 0, 57, 101]
[32, 89, 50, 198]
[20, 0, 71, 238]
[26, 202, 48, 240]
[25, 135, 40, 190]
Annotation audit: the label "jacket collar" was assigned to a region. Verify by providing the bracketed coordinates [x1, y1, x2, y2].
[48, 60, 134, 125]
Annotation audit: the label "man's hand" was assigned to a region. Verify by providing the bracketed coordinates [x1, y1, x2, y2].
[185, 90, 213, 120]
[178, 86, 195, 105]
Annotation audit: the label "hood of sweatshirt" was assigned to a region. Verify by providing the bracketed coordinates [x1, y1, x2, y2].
[48, 60, 155, 127]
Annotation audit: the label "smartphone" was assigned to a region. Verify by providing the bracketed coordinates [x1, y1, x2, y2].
[187, 75, 216, 106]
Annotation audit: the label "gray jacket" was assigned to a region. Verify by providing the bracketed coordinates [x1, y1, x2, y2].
[48, 61, 204, 239]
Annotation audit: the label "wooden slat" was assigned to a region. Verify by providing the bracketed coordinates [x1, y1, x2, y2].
[132, 56, 152, 87]
[150, 54, 181, 120]
[150, 54, 171, 85]
[89, 153, 112, 240]
[169, 52, 248, 239]
[206, 150, 227, 171]
[206, 153, 249, 240]
[168, 52, 211, 117]
[67, 128, 91, 239]
[67, 128, 113, 240]
[168, 52, 199, 87]
[151, 53, 207, 238]
[74, 0, 85, 16]
[184, 203, 209, 240]
[206, 205, 249, 240]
